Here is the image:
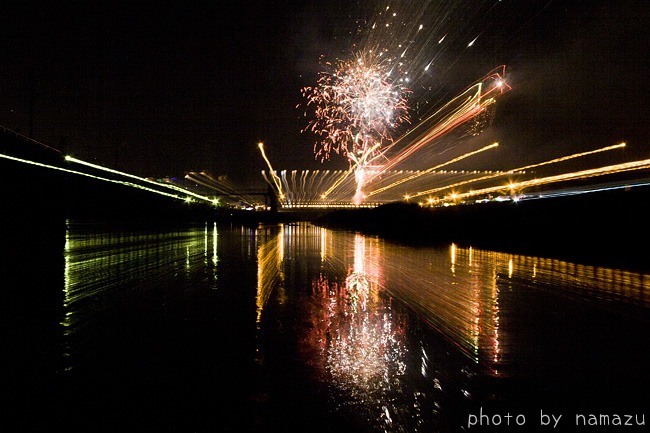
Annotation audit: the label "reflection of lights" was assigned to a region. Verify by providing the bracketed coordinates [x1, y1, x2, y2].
[353, 233, 365, 275]
[381, 241, 650, 375]
[345, 271, 369, 313]
[212, 223, 218, 267]
[300, 228, 407, 425]
[276, 225, 650, 430]
[320, 229, 327, 262]
[59, 223, 212, 373]
[450, 243, 457, 274]
[329, 236, 406, 393]
[314, 275, 407, 394]
[256, 225, 284, 324]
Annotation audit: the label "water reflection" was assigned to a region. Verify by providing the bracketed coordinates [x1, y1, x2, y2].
[330, 236, 405, 404]
[378, 241, 650, 376]
[256, 224, 284, 323]
[61, 220, 219, 372]
[261, 222, 650, 431]
[37, 219, 650, 431]
[274, 225, 432, 431]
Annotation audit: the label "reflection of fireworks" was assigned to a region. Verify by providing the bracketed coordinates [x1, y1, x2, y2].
[311, 274, 407, 402]
[291, 229, 410, 428]
[345, 271, 369, 313]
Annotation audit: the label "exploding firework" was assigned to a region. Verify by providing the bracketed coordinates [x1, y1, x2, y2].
[302, 52, 411, 204]
[293, 1, 616, 207]
[298, 0, 520, 206]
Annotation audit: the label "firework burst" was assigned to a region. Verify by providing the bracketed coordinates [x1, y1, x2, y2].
[302, 52, 411, 203]
[296, 1, 526, 206]
[302, 53, 411, 162]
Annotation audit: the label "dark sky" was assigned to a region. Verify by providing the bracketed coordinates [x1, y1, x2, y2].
[1, 0, 648, 185]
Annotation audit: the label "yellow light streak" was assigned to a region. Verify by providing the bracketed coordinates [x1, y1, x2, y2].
[366, 142, 499, 197]
[441, 156, 650, 202]
[321, 166, 355, 199]
[2, 152, 187, 201]
[411, 142, 627, 199]
[64, 155, 215, 203]
[258, 142, 284, 198]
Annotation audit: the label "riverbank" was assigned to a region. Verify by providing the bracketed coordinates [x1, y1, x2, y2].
[311, 184, 650, 273]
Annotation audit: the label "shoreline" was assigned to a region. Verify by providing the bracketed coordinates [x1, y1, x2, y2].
[307, 186, 650, 274]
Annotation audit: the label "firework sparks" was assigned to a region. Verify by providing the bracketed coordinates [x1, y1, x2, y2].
[292, 1, 630, 208]
[302, 51, 411, 204]
[300, 62, 511, 205]
[258, 142, 284, 200]
[411, 142, 628, 200]
[299, 0, 515, 207]
[301, 53, 411, 162]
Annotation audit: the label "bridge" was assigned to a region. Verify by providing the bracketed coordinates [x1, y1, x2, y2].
[3, 123, 650, 223]
[3, 121, 650, 275]
[0, 126, 301, 223]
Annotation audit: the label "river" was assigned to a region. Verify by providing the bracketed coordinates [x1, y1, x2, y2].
[1, 219, 648, 432]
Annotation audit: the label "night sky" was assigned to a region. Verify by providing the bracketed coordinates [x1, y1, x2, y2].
[1, 0, 648, 186]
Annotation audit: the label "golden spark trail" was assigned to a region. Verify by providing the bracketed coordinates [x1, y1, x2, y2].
[441, 156, 650, 203]
[412, 142, 627, 199]
[182, 173, 256, 205]
[187, 172, 243, 196]
[375, 85, 485, 171]
[321, 167, 355, 199]
[365, 142, 499, 198]
[258, 142, 284, 199]
[369, 67, 510, 176]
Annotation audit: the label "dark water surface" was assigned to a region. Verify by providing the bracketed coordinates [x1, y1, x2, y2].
[1, 219, 648, 432]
